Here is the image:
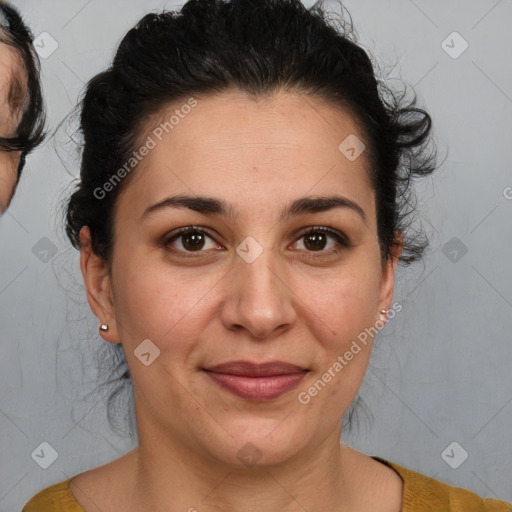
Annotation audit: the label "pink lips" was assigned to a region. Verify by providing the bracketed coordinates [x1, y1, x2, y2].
[203, 360, 308, 401]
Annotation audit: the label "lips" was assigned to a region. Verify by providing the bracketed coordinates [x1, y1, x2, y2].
[203, 360, 308, 401]
[205, 360, 306, 376]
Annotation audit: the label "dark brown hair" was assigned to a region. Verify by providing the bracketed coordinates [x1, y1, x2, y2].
[0, 2, 46, 178]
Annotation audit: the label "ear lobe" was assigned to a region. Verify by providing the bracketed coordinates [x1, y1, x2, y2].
[378, 231, 403, 319]
[79, 226, 120, 344]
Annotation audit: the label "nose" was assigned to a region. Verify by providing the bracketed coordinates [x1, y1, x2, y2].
[219, 244, 297, 340]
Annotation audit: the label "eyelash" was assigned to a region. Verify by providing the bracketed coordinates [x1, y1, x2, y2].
[162, 225, 351, 258]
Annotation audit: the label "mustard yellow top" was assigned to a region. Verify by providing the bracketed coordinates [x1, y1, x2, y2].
[22, 457, 511, 511]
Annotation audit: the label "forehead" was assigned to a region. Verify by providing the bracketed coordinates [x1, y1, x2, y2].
[149, 89, 364, 147]
[120, 90, 375, 224]
[0, 41, 27, 135]
[139, 90, 370, 176]
[0, 41, 23, 94]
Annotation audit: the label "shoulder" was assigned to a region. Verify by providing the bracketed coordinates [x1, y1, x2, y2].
[373, 457, 512, 512]
[24, 449, 139, 512]
[22, 478, 85, 512]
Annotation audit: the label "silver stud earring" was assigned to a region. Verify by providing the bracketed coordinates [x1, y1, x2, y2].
[100, 323, 109, 332]
[380, 309, 389, 315]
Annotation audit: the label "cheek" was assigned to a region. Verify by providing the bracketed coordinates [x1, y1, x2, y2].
[0, 154, 18, 210]
[295, 258, 382, 347]
[294, 264, 381, 412]
[111, 251, 223, 351]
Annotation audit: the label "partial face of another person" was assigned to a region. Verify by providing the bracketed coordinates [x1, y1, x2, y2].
[82, 90, 401, 467]
[0, 41, 25, 213]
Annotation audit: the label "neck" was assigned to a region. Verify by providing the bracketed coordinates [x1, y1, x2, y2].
[129, 428, 355, 512]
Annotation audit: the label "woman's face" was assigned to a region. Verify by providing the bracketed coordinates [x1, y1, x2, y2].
[0, 42, 23, 213]
[82, 90, 401, 466]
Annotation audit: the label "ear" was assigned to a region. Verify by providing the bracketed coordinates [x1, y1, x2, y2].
[79, 226, 120, 344]
[377, 230, 403, 322]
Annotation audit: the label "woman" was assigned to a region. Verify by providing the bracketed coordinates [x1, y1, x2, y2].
[0, 2, 45, 214]
[22, 0, 511, 510]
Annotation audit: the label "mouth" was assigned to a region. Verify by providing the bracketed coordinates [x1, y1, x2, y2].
[202, 360, 308, 401]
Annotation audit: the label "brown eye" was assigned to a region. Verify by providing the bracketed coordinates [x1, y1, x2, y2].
[303, 231, 328, 251]
[180, 231, 206, 251]
[294, 227, 350, 254]
[164, 227, 221, 253]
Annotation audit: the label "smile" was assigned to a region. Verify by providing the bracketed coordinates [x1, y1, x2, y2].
[202, 360, 308, 401]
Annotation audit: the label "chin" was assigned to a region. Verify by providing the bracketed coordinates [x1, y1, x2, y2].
[203, 417, 310, 469]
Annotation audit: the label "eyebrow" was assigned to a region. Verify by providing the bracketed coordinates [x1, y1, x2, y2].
[141, 194, 367, 225]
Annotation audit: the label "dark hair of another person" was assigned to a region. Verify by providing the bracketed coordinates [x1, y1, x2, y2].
[0, 2, 45, 179]
[64, 0, 438, 437]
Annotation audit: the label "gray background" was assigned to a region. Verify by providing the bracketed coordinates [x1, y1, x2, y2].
[1, 0, 511, 509]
